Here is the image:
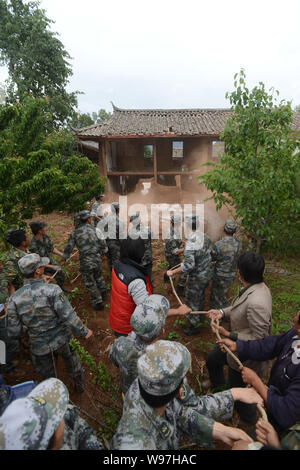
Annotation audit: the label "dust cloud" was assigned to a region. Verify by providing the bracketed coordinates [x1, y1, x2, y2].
[100, 178, 232, 243]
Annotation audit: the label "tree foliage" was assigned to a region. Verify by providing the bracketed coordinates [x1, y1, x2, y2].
[0, 0, 78, 127]
[0, 97, 106, 239]
[200, 69, 300, 252]
[71, 108, 112, 129]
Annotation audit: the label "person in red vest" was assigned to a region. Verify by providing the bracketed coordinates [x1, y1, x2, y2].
[109, 238, 191, 337]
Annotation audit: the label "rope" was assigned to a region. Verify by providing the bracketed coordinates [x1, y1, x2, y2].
[168, 264, 206, 314]
[213, 319, 268, 422]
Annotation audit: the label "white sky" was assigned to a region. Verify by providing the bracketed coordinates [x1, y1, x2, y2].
[1, 0, 300, 114]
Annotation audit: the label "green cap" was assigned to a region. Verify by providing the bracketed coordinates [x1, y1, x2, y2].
[18, 253, 50, 276]
[130, 295, 169, 341]
[0, 378, 69, 450]
[224, 219, 238, 234]
[138, 340, 191, 396]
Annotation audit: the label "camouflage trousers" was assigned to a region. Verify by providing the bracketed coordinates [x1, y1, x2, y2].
[209, 274, 236, 310]
[0, 316, 19, 373]
[81, 264, 106, 307]
[185, 270, 213, 327]
[31, 341, 83, 381]
[106, 240, 121, 272]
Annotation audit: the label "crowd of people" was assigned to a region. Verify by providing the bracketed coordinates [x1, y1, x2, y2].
[0, 194, 299, 451]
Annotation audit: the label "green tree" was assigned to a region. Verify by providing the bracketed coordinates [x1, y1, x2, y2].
[0, 0, 78, 127]
[200, 69, 300, 253]
[0, 97, 106, 240]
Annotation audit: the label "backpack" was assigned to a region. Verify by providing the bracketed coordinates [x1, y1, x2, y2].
[0, 374, 37, 416]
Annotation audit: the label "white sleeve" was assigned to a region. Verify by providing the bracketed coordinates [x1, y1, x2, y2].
[127, 279, 149, 305]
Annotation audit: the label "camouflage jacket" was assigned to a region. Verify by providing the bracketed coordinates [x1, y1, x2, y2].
[60, 404, 104, 450]
[211, 236, 242, 278]
[6, 279, 88, 356]
[91, 201, 103, 218]
[63, 223, 107, 269]
[0, 248, 27, 304]
[128, 224, 152, 267]
[109, 332, 147, 394]
[164, 228, 183, 262]
[29, 235, 56, 265]
[111, 378, 234, 450]
[102, 213, 125, 243]
[181, 231, 213, 275]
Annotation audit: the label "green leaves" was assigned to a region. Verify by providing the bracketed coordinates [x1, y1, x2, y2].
[0, 98, 105, 243]
[200, 69, 300, 253]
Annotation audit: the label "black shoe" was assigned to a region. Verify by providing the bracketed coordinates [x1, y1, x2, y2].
[101, 290, 107, 301]
[183, 326, 202, 336]
[176, 285, 185, 296]
[93, 302, 105, 311]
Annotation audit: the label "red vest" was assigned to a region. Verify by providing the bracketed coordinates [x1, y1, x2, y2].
[109, 262, 152, 335]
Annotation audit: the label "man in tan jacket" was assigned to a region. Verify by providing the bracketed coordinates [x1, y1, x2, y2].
[203, 251, 272, 424]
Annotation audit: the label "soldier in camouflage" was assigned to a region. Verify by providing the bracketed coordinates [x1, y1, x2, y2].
[28, 221, 66, 290]
[0, 378, 104, 450]
[167, 215, 213, 335]
[109, 294, 170, 394]
[164, 214, 187, 296]
[62, 210, 108, 310]
[6, 254, 93, 392]
[0, 229, 30, 373]
[111, 340, 262, 450]
[91, 194, 104, 227]
[101, 203, 125, 273]
[209, 219, 242, 310]
[128, 212, 153, 284]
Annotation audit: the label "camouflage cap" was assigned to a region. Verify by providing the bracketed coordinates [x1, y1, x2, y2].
[18, 253, 50, 276]
[129, 212, 140, 223]
[29, 221, 47, 234]
[130, 295, 170, 342]
[0, 378, 69, 450]
[138, 340, 191, 396]
[78, 210, 91, 222]
[184, 214, 198, 228]
[224, 219, 238, 234]
[111, 202, 120, 211]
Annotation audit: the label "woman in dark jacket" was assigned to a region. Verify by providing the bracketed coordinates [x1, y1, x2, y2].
[217, 310, 300, 436]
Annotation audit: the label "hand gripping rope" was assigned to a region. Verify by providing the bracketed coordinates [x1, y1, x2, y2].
[167, 266, 267, 422]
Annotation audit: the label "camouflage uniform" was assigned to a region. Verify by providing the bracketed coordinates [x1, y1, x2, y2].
[0, 247, 26, 304]
[0, 246, 26, 372]
[210, 220, 242, 309]
[0, 378, 104, 450]
[29, 234, 65, 288]
[164, 226, 187, 289]
[101, 204, 125, 272]
[182, 230, 213, 328]
[91, 199, 104, 227]
[63, 211, 107, 307]
[111, 340, 235, 450]
[128, 214, 153, 282]
[109, 295, 169, 393]
[6, 255, 88, 383]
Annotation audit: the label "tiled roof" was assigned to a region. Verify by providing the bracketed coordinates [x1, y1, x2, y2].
[75, 104, 300, 139]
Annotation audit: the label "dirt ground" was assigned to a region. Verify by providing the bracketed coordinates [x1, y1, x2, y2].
[1, 190, 248, 451]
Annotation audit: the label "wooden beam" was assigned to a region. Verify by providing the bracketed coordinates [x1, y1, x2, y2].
[107, 171, 154, 176]
[101, 142, 107, 178]
[153, 140, 158, 184]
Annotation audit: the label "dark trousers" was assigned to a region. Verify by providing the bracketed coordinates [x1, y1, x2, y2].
[206, 345, 257, 424]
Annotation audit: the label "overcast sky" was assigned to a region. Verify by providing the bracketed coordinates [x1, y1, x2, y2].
[1, 0, 300, 114]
